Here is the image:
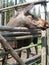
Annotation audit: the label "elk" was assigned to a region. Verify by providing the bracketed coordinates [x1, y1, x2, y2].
[7, 3, 49, 58]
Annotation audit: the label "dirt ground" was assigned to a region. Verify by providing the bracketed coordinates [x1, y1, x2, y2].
[0, 47, 41, 65]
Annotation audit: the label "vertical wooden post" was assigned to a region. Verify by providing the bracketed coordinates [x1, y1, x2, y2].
[40, 1, 47, 65]
[0, 1, 2, 26]
[2, 0, 7, 65]
[41, 30, 47, 65]
[15, 0, 17, 14]
[2, 50, 8, 65]
[4, 12, 6, 25]
[0, 13, 2, 48]
[1, 0, 5, 25]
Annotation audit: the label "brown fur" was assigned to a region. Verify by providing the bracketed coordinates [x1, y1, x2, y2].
[37, 18, 49, 28]
[7, 12, 49, 57]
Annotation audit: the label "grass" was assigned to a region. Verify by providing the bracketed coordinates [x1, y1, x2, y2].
[30, 37, 42, 65]
[30, 37, 42, 53]
[38, 38, 42, 52]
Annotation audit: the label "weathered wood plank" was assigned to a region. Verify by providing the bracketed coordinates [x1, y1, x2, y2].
[0, 43, 41, 56]
[41, 30, 47, 65]
[0, 1, 48, 12]
[5, 35, 41, 40]
[12, 54, 41, 65]
[0, 35, 26, 65]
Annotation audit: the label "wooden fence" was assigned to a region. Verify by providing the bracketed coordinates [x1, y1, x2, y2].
[0, 26, 41, 65]
[0, 1, 48, 65]
[0, 26, 47, 65]
[0, 0, 49, 12]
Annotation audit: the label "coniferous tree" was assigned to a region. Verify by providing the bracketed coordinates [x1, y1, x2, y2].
[33, 7, 36, 16]
[19, 0, 26, 4]
[38, 6, 41, 18]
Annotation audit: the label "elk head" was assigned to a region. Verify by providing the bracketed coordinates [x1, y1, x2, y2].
[27, 14, 49, 29]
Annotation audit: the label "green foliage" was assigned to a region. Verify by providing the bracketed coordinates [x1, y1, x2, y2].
[0, 0, 3, 8]
[7, 0, 14, 6]
[6, 10, 14, 24]
[6, 0, 14, 24]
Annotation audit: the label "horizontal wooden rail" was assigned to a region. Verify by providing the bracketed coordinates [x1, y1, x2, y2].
[12, 54, 41, 65]
[15, 43, 41, 52]
[0, 32, 31, 36]
[0, 43, 41, 56]
[25, 54, 41, 65]
[0, 1, 49, 12]
[0, 26, 28, 31]
[0, 26, 41, 31]
[0, 26, 47, 31]
[0, 32, 41, 37]
[1, 54, 41, 65]
[5, 35, 41, 40]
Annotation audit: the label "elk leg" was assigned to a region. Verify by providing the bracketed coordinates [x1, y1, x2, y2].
[33, 37, 38, 55]
[17, 51, 22, 57]
[26, 48, 31, 58]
